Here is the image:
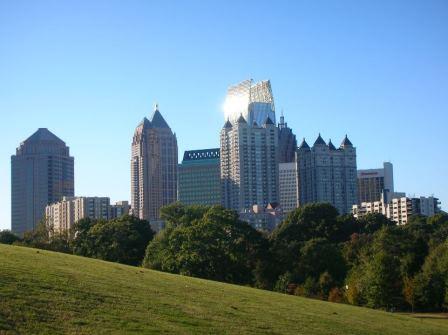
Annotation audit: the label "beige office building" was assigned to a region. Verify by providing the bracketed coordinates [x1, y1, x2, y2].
[46, 196, 110, 232]
[131, 106, 178, 221]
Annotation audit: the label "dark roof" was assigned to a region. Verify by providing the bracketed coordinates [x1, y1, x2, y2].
[340, 134, 353, 147]
[328, 139, 336, 150]
[264, 117, 274, 125]
[266, 202, 280, 210]
[237, 114, 247, 124]
[24, 128, 65, 145]
[182, 148, 220, 162]
[313, 133, 326, 146]
[298, 138, 310, 150]
[150, 109, 170, 128]
[138, 117, 151, 129]
[223, 120, 232, 129]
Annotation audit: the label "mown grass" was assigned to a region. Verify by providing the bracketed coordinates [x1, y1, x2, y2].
[0, 244, 447, 334]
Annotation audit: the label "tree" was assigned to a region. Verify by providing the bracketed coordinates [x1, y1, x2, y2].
[413, 241, 448, 311]
[272, 203, 340, 243]
[72, 215, 154, 266]
[364, 250, 403, 309]
[71, 218, 97, 256]
[160, 202, 209, 228]
[299, 238, 346, 284]
[143, 205, 269, 285]
[358, 213, 395, 235]
[18, 220, 71, 253]
[0, 230, 21, 245]
[270, 203, 342, 280]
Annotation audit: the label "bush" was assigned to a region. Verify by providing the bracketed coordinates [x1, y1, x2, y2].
[0, 230, 21, 245]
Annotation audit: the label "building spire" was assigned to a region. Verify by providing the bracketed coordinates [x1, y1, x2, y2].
[154, 103, 159, 111]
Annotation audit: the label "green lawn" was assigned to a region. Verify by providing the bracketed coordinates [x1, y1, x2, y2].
[0, 244, 447, 335]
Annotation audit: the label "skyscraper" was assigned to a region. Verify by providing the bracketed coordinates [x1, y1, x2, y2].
[223, 79, 276, 125]
[357, 162, 394, 203]
[279, 161, 299, 213]
[220, 80, 279, 212]
[178, 148, 221, 205]
[297, 135, 357, 214]
[11, 128, 74, 235]
[220, 116, 279, 211]
[131, 105, 178, 221]
[277, 112, 297, 163]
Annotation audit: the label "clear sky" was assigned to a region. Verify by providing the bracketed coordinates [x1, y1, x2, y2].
[1, 0, 447, 230]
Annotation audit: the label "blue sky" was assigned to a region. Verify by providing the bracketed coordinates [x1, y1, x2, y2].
[1, 0, 447, 230]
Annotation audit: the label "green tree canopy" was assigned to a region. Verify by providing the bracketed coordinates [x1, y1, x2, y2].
[72, 215, 154, 266]
[143, 205, 269, 286]
[0, 230, 21, 245]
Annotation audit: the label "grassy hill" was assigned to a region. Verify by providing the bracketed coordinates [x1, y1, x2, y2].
[0, 244, 447, 335]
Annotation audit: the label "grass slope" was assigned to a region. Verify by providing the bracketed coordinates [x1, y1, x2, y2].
[0, 244, 447, 335]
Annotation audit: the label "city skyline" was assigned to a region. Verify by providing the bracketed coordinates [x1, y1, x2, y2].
[1, 1, 447, 230]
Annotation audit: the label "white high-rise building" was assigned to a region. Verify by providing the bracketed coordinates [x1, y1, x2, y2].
[220, 115, 279, 212]
[353, 195, 441, 225]
[220, 80, 279, 212]
[279, 162, 299, 213]
[46, 196, 110, 233]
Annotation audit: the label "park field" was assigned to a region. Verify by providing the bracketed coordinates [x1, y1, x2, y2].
[0, 244, 447, 334]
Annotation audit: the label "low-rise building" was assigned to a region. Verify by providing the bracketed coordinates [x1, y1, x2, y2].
[109, 201, 130, 219]
[46, 197, 130, 233]
[239, 203, 283, 231]
[353, 194, 441, 225]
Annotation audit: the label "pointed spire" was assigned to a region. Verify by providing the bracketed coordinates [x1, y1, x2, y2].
[138, 117, 151, 129]
[223, 119, 232, 129]
[279, 109, 285, 128]
[328, 139, 336, 150]
[313, 133, 326, 146]
[150, 106, 170, 128]
[340, 134, 353, 148]
[298, 138, 310, 150]
[264, 116, 274, 126]
[237, 114, 247, 124]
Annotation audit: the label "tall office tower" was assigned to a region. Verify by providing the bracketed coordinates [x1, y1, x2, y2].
[11, 128, 74, 235]
[279, 161, 299, 213]
[178, 148, 221, 205]
[131, 106, 178, 221]
[358, 162, 394, 203]
[220, 115, 279, 212]
[297, 135, 357, 214]
[223, 79, 276, 125]
[46, 196, 110, 233]
[277, 113, 297, 163]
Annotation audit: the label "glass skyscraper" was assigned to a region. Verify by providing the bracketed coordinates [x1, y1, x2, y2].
[178, 149, 221, 205]
[223, 79, 276, 126]
[11, 128, 74, 235]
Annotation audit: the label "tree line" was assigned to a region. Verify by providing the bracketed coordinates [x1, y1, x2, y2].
[1, 203, 447, 312]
